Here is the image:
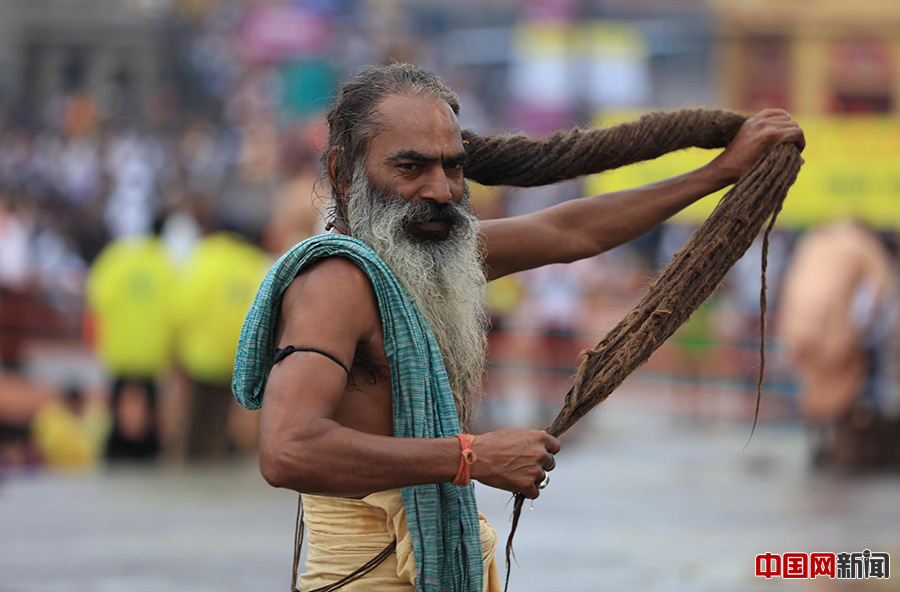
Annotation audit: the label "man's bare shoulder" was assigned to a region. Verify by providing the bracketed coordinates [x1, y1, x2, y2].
[279, 256, 381, 340]
[289, 256, 372, 290]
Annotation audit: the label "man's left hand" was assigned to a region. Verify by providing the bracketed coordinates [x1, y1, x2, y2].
[711, 109, 806, 185]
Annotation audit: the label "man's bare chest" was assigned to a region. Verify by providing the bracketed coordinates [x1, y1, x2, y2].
[332, 333, 394, 436]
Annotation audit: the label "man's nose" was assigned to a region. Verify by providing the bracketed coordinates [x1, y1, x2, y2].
[418, 168, 453, 204]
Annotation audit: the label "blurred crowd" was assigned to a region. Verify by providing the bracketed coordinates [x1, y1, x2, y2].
[2, 0, 900, 478]
[0, 80, 332, 473]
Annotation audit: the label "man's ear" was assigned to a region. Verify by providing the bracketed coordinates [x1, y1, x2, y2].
[326, 147, 349, 196]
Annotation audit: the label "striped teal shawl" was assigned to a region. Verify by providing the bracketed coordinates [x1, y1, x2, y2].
[232, 234, 482, 592]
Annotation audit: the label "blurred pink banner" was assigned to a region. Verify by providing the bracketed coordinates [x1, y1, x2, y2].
[239, 5, 332, 62]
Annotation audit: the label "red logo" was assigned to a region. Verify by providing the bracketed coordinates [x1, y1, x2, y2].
[811, 553, 836, 578]
[783, 554, 809, 579]
[756, 553, 781, 578]
[756, 551, 888, 580]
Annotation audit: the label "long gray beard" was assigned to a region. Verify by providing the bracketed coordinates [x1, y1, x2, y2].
[345, 170, 488, 430]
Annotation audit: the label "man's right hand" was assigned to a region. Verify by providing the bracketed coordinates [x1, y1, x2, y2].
[470, 428, 561, 499]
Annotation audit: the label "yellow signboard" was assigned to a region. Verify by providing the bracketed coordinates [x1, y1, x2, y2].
[584, 114, 900, 229]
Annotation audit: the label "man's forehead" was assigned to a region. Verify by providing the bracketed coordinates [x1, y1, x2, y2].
[368, 93, 464, 159]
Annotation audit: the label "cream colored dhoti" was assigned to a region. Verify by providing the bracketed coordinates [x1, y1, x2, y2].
[300, 489, 501, 591]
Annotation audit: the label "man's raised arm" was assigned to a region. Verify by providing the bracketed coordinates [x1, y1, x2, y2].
[480, 109, 805, 281]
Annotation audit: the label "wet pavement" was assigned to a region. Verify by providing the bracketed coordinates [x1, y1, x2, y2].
[1, 407, 898, 592]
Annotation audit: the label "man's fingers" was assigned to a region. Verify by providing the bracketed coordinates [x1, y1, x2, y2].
[770, 122, 805, 152]
[545, 454, 556, 471]
[790, 126, 806, 152]
[542, 432, 562, 455]
[755, 107, 791, 120]
[539, 432, 559, 473]
[771, 121, 805, 147]
[524, 471, 550, 499]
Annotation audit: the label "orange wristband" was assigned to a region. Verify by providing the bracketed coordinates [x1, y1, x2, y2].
[450, 434, 477, 486]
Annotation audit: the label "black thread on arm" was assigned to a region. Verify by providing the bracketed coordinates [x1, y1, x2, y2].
[274, 346, 351, 379]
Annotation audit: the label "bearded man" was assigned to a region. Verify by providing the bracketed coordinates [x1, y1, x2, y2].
[233, 63, 804, 592]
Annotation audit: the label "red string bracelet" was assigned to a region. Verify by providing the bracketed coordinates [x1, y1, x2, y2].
[450, 434, 477, 486]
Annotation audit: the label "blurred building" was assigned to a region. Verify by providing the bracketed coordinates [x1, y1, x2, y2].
[713, 0, 900, 116]
[0, 0, 163, 123]
[710, 0, 900, 230]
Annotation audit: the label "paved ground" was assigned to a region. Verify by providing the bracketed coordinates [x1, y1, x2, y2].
[1, 406, 898, 592]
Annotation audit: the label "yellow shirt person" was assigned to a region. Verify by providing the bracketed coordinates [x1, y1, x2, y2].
[87, 235, 177, 378]
[175, 232, 270, 385]
[174, 231, 269, 460]
[86, 233, 177, 460]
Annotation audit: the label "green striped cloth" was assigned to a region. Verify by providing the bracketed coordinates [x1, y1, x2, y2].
[232, 234, 483, 592]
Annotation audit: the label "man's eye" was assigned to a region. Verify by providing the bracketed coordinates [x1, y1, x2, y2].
[445, 162, 464, 171]
[398, 163, 419, 171]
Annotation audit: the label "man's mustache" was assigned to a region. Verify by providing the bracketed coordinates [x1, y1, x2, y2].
[359, 177, 473, 242]
[401, 201, 467, 227]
